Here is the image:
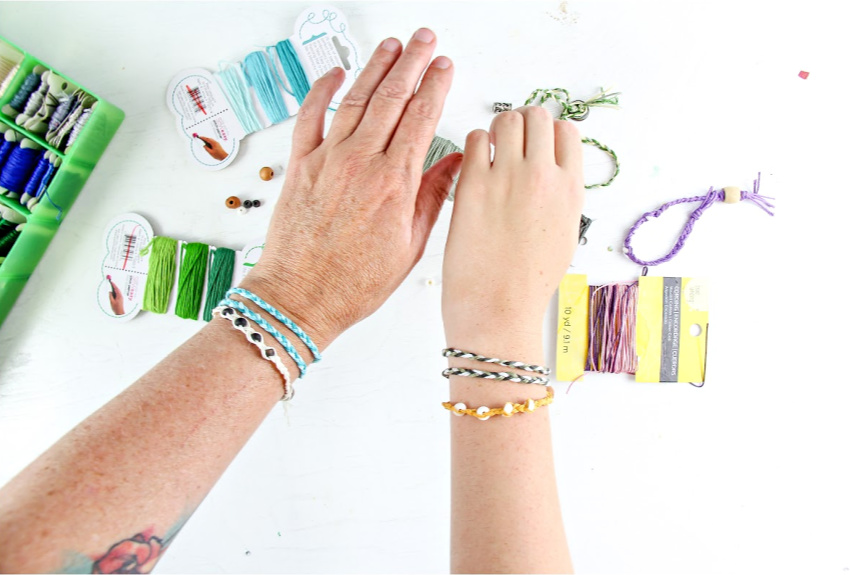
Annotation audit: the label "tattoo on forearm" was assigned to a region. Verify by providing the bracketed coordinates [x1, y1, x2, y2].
[92, 532, 165, 574]
[60, 517, 188, 574]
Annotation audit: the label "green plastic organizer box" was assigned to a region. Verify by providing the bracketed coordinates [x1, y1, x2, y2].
[0, 34, 124, 327]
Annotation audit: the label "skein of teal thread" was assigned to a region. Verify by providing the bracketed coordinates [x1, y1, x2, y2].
[275, 40, 310, 104]
[243, 51, 289, 124]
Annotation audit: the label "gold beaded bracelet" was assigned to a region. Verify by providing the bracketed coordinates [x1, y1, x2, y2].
[442, 388, 554, 420]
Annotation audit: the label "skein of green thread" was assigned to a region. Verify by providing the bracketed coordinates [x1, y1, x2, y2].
[141, 236, 178, 314]
[175, 242, 210, 320]
[202, 247, 235, 322]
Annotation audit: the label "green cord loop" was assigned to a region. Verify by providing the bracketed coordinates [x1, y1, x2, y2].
[525, 87, 621, 189]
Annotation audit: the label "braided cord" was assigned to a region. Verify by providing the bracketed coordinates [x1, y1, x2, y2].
[581, 137, 619, 189]
[623, 190, 721, 267]
[442, 348, 550, 375]
[623, 174, 774, 267]
[226, 287, 321, 362]
[442, 367, 549, 386]
[525, 88, 620, 189]
[212, 306, 293, 400]
[219, 298, 307, 376]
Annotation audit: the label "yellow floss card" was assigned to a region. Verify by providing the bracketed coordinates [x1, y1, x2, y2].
[556, 274, 589, 381]
[556, 274, 709, 383]
[635, 277, 709, 383]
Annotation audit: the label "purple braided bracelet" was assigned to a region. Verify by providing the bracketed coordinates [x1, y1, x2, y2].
[623, 173, 774, 267]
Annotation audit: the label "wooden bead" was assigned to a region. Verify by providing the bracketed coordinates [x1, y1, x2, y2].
[259, 166, 274, 181]
[723, 186, 741, 204]
[225, 196, 241, 209]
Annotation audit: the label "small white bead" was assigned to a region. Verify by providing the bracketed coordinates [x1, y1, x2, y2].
[476, 406, 491, 421]
[453, 402, 466, 415]
[237, 206, 248, 215]
[503, 402, 514, 415]
[527, 399, 536, 411]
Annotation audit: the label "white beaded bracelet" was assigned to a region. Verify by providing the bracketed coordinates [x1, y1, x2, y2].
[213, 305, 294, 400]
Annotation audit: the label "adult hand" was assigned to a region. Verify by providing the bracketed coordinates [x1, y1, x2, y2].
[243, 29, 460, 350]
[198, 136, 228, 161]
[107, 277, 125, 316]
[442, 107, 585, 350]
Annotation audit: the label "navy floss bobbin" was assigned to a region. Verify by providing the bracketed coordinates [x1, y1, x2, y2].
[24, 157, 50, 198]
[243, 51, 289, 124]
[275, 40, 310, 104]
[0, 146, 40, 194]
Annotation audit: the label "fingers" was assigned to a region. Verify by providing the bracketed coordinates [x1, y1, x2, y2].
[412, 152, 463, 250]
[387, 56, 453, 166]
[326, 38, 402, 143]
[488, 110, 524, 165]
[515, 106, 554, 161]
[290, 67, 345, 159]
[355, 28, 437, 150]
[460, 128, 490, 173]
[452, 130, 489, 207]
[554, 119, 582, 172]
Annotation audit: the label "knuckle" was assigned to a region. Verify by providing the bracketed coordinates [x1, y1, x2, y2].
[406, 97, 440, 121]
[522, 105, 550, 121]
[493, 110, 523, 128]
[340, 90, 370, 110]
[375, 79, 409, 102]
[555, 119, 580, 139]
[467, 129, 489, 144]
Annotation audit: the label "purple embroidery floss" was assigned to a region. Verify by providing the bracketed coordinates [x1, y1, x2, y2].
[623, 173, 774, 267]
[586, 282, 639, 374]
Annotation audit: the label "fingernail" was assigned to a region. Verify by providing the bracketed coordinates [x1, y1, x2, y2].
[323, 66, 343, 79]
[432, 56, 451, 69]
[380, 37, 401, 52]
[413, 28, 435, 43]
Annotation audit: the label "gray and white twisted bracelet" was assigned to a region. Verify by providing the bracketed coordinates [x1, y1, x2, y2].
[441, 348, 551, 375]
[442, 367, 550, 386]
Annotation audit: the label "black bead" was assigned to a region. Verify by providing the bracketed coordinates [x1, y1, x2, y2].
[252, 199, 261, 208]
[264, 348, 276, 357]
[234, 317, 248, 327]
[250, 332, 262, 342]
[222, 307, 234, 316]
[243, 199, 252, 208]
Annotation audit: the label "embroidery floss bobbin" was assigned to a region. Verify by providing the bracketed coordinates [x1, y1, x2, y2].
[140, 237, 179, 314]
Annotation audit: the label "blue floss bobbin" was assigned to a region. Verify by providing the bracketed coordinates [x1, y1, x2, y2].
[0, 138, 41, 200]
[0, 130, 18, 170]
[243, 51, 290, 124]
[20, 152, 50, 205]
[26, 154, 62, 217]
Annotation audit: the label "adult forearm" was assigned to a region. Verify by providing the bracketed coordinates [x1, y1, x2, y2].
[448, 327, 572, 574]
[0, 319, 287, 573]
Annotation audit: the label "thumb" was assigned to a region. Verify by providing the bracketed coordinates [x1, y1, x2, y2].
[412, 152, 463, 247]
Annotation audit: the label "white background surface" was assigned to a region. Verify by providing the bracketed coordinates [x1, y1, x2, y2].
[0, 1, 848, 573]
